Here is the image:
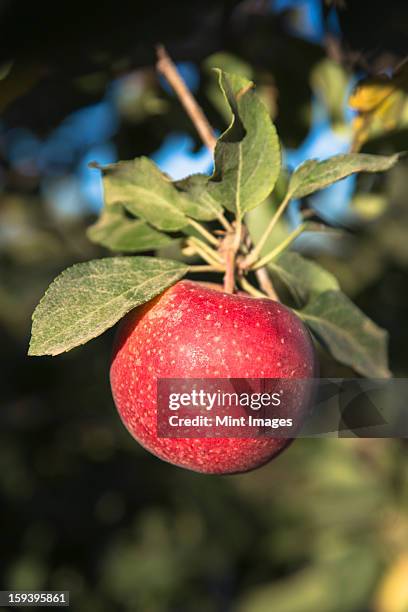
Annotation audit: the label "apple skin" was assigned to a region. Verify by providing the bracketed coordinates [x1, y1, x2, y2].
[110, 280, 317, 474]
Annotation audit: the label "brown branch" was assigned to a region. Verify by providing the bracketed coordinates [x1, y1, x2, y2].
[156, 45, 241, 293]
[156, 45, 217, 152]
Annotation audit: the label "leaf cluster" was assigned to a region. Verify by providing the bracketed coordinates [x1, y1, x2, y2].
[29, 71, 400, 377]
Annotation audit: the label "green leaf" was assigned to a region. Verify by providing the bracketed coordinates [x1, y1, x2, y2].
[204, 53, 253, 123]
[29, 257, 188, 356]
[95, 71, 281, 225]
[208, 70, 281, 216]
[268, 252, 339, 303]
[87, 203, 173, 252]
[288, 153, 400, 199]
[298, 290, 390, 378]
[95, 157, 189, 231]
[174, 174, 224, 221]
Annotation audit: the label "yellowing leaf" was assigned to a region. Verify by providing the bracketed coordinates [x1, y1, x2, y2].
[349, 77, 395, 112]
[374, 553, 408, 612]
[349, 61, 408, 150]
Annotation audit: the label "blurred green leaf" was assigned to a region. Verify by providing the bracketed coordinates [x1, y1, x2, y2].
[238, 549, 379, 612]
[311, 58, 350, 127]
[288, 153, 400, 199]
[87, 203, 173, 252]
[116, 72, 168, 123]
[351, 193, 388, 221]
[298, 290, 390, 378]
[7, 555, 47, 591]
[268, 252, 339, 303]
[29, 257, 188, 356]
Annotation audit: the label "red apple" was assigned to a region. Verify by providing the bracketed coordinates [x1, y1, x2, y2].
[110, 280, 316, 474]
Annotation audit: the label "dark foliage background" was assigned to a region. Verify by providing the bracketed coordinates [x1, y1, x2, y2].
[1, 1, 408, 610]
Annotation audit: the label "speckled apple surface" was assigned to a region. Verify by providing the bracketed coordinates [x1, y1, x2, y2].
[110, 280, 317, 474]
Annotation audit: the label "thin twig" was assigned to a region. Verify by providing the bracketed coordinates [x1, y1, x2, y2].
[156, 46, 233, 246]
[156, 45, 217, 151]
[156, 45, 243, 289]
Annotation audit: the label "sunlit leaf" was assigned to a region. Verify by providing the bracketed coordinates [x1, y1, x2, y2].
[29, 257, 188, 356]
[288, 153, 400, 199]
[349, 62, 408, 150]
[209, 70, 281, 216]
[349, 76, 396, 112]
[204, 52, 253, 122]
